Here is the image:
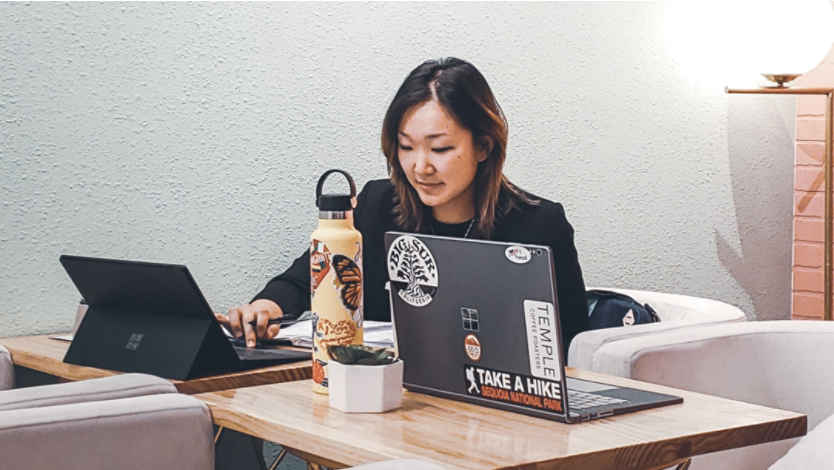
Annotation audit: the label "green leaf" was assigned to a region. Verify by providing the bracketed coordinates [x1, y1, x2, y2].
[327, 344, 395, 365]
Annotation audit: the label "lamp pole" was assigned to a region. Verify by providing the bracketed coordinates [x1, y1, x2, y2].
[725, 87, 834, 321]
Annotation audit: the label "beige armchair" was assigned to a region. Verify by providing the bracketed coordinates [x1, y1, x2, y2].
[0, 345, 12, 391]
[350, 460, 445, 470]
[586, 320, 834, 470]
[0, 373, 214, 470]
[568, 288, 747, 369]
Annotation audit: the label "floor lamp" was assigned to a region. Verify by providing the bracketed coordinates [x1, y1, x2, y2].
[725, 86, 834, 320]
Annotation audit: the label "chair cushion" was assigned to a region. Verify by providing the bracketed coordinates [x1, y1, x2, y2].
[0, 373, 176, 411]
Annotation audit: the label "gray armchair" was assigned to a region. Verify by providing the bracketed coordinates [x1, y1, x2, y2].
[0, 372, 214, 470]
[583, 320, 834, 470]
[350, 460, 445, 470]
[0, 345, 13, 391]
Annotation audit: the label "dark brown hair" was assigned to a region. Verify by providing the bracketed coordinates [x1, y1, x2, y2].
[381, 57, 536, 238]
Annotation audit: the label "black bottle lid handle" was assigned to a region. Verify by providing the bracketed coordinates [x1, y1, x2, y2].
[316, 169, 357, 208]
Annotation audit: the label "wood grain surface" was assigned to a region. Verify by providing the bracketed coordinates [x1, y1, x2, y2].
[0, 335, 312, 394]
[197, 369, 806, 470]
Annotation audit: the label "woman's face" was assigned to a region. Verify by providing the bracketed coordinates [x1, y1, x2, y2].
[398, 100, 487, 223]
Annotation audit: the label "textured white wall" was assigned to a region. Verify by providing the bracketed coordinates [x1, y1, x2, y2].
[0, 2, 795, 337]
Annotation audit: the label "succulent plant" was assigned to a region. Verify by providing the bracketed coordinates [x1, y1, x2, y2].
[327, 344, 395, 365]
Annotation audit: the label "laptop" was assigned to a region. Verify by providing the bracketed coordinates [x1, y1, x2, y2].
[59, 255, 310, 380]
[383, 232, 682, 423]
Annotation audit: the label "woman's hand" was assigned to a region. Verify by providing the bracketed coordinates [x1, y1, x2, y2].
[215, 299, 284, 348]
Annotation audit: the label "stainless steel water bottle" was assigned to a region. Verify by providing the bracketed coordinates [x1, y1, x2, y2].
[310, 169, 363, 394]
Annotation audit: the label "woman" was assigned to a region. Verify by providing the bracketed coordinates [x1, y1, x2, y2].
[218, 58, 588, 356]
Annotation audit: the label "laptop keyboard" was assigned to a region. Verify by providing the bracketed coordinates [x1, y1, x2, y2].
[567, 390, 628, 409]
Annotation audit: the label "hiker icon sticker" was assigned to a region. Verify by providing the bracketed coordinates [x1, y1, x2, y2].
[387, 235, 438, 307]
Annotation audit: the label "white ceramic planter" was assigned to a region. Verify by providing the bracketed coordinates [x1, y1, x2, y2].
[328, 359, 404, 413]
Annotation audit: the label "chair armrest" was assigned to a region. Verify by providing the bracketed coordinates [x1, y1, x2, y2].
[0, 345, 13, 391]
[0, 394, 214, 470]
[0, 373, 176, 412]
[567, 318, 745, 370]
[569, 288, 747, 370]
[595, 288, 747, 322]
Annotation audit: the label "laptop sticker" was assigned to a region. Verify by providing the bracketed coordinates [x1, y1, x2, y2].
[461, 308, 479, 331]
[505, 246, 532, 264]
[464, 334, 482, 361]
[524, 300, 562, 380]
[464, 365, 563, 413]
[387, 235, 438, 307]
[310, 239, 332, 297]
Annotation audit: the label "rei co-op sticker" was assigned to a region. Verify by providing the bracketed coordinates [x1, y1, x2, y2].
[387, 235, 438, 307]
[523, 300, 562, 380]
[464, 364, 563, 413]
[310, 239, 332, 297]
[464, 334, 482, 361]
[505, 246, 532, 264]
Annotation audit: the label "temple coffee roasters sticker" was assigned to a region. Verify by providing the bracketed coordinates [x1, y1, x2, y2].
[387, 235, 438, 307]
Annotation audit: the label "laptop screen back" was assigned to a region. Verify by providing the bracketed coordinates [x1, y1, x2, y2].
[384, 232, 570, 419]
[60, 255, 239, 379]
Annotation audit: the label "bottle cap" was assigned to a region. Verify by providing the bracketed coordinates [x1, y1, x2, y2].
[317, 194, 355, 211]
[316, 169, 357, 212]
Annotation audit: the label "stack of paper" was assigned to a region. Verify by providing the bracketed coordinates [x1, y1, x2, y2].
[278, 320, 394, 349]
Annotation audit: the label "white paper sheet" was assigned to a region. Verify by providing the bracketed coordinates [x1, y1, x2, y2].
[278, 320, 393, 349]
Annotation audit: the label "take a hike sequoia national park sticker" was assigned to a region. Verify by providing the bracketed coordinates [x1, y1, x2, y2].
[464, 364, 564, 414]
[387, 235, 438, 307]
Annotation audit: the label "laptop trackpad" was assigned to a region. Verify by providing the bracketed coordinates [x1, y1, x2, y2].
[566, 378, 618, 393]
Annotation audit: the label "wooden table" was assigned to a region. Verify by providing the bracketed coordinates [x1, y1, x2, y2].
[0, 335, 313, 395]
[197, 368, 806, 470]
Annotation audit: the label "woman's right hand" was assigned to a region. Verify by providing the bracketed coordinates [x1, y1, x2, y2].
[215, 299, 284, 348]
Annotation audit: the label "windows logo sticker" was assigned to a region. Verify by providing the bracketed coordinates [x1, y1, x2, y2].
[461, 308, 479, 332]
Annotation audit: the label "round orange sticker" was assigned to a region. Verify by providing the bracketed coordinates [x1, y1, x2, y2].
[465, 334, 481, 362]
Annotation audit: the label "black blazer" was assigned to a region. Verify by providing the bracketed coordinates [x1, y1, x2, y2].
[254, 179, 588, 353]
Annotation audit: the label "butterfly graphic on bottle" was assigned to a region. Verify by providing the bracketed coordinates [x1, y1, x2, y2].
[331, 254, 362, 311]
